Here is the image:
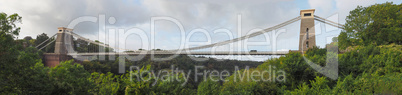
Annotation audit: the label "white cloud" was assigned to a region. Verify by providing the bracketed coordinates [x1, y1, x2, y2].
[334, 0, 377, 24]
[308, 0, 334, 14]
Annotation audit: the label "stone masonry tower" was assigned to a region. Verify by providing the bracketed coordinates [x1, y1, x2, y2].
[299, 9, 316, 51]
[43, 27, 74, 67]
[54, 27, 73, 54]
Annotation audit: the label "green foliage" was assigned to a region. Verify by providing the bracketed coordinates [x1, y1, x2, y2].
[89, 72, 120, 94]
[258, 51, 322, 90]
[1, 47, 54, 94]
[0, 13, 54, 94]
[74, 39, 89, 52]
[197, 79, 221, 95]
[285, 43, 402, 94]
[82, 61, 112, 73]
[35, 33, 55, 53]
[0, 12, 21, 35]
[338, 44, 402, 77]
[74, 39, 114, 53]
[354, 73, 402, 94]
[122, 65, 195, 95]
[286, 76, 331, 95]
[219, 68, 280, 95]
[0, 12, 54, 94]
[0, 12, 22, 72]
[13, 47, 54, 94]
[287, 73, 402, 95]
[339, 2, 402, 49]
[220, 77, 258, 95]
[152, 75, 195, 95]
[49, 60, 95, 94]
[122, 65, 155, 94]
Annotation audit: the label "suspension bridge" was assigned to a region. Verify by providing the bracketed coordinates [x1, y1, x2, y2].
[36, 9, 344, 67]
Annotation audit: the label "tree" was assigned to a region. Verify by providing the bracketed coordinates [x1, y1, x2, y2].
[123, 65, 155, 94]
[197, 78, 221, 95]
[0, 12, 56, 94]
[23, 36, 33, 47]
[0, 12, 21, 35]
[13, 47, 54, 94]
[286, 76, 331, 94]
[0, 12, 22, 93]
[76, 39, 114, 53]
[34, 33, 55, 53]
[89, 72, 120, 94]
[49, 60, 94, 94]
[74, 38, 89, 52]
[338, 2, 402, 49]
[88, 40, 100, 52]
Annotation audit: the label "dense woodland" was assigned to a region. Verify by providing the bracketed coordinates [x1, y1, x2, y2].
[0, 2, 401, 95]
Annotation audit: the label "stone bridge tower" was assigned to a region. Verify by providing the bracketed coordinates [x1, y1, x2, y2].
[299, 9, 316, 51]
[43, 27, 74, 67]
[54, 27, 73, 54]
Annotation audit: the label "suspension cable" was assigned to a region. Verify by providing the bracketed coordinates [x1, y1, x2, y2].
[314, 15, 345, 29]
[169, 16, 302, 51]
[38, 39, 56, 50]
[314, 18, 345, 29]
[67, 32, 135, 52]
[61, 15, 346, 53]
[35, 34, 57, 48]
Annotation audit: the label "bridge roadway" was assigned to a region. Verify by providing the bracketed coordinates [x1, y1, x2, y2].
[67, 51, 289, 56]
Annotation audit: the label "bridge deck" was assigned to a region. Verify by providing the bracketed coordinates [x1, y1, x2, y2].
[67, 51, 289, 56]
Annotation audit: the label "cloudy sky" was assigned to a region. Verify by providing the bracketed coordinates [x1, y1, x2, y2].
[0, 0, 400, 54]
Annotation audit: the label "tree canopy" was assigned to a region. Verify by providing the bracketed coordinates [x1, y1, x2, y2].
[338, 2, 402, 49]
